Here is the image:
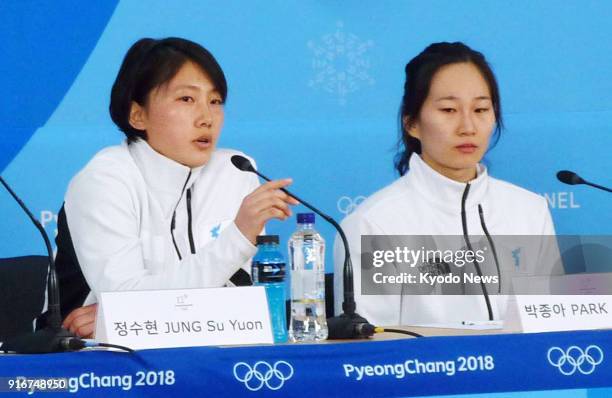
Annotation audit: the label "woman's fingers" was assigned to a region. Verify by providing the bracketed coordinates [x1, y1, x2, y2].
[235, 179, 299, 243]
[62, 303, 98, 338]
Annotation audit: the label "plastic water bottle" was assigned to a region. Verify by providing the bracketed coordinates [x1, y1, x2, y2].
[252, 235, 287, 343]
[288, 213, 328, 341]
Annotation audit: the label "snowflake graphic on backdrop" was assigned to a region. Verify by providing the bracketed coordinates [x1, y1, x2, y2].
[307, 21, 375, 105]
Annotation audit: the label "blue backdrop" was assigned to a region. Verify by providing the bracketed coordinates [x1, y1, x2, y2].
[1, 1, 611, 271]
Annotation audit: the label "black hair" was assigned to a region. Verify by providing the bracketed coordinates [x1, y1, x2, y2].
[109, 37, 227, 142]
[394, 42, 503, 176]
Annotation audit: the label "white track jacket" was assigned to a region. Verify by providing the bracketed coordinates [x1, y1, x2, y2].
[334, 154, 559, 326]
[64, 139, 259, 305]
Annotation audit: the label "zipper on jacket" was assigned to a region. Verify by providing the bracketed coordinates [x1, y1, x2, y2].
[478, 204, 502, 293]
[171, 212, 182, 260]
[170, 171, 192, 261]
[186, 188, 196, 254]
[460, 183, 493, 321]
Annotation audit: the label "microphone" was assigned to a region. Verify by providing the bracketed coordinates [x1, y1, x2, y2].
[0, 176, 80, 353]
[231, 155, 374, 339]
[557, 170, 612, 193]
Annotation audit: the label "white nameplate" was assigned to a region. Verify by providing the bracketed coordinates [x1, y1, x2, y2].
[514, 295, 612, 333]
[94, 286, 273, 350]
[509, 273, 612, 333]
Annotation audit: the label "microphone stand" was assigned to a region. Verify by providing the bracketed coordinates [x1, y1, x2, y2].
[583, 181, 612, 193]
[1, 176, 79, 353]
[233, 156, 374, 339]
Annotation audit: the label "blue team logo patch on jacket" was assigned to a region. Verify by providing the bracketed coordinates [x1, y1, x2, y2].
[512, 248, 521, 268]
[210, 223, 221, 239]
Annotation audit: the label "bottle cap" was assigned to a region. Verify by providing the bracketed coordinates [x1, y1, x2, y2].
[256, 235, 279, 245]
[297, 212, 315, 224]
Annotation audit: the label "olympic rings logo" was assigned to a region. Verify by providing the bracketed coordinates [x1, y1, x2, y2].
[233, 360, 294, 391]
[547, 345, 604, 376]
[337, 195, 366, 215]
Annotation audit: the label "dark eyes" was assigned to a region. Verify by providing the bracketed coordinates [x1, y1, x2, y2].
[439, 108, 490, 113]
[178, 96, 223, 105]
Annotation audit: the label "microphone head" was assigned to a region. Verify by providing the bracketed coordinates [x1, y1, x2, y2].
[557, 170, 585, 185]
[231, 155, 255, 173]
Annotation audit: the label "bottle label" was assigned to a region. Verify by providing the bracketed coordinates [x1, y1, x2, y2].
[253, 261, 286, 283]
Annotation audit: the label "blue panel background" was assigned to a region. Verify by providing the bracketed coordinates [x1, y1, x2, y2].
[1, 1, 610, 273]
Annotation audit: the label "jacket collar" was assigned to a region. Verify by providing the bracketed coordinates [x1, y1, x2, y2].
[128, 139, 204, 217]
[404, 154, 488, 214]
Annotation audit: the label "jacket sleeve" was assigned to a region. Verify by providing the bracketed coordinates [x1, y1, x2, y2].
[237, 170, 261, 277]
[64, 167, 257, 302]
